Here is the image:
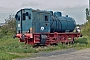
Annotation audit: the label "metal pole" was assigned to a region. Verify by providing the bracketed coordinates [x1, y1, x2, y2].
[89, 0, 90, 16]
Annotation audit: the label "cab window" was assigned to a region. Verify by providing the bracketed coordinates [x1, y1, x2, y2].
[18, 16, 20, 21]
[15, 14, 20, 21]
[26, 12, 29, 16]
[23, 13, 26, 20]
[28, 13, 31, 19]
[45, 16, 48, 21]
[26, 12, 31, 19]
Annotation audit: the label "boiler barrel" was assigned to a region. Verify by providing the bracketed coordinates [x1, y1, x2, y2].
[50, 12, 76, 32]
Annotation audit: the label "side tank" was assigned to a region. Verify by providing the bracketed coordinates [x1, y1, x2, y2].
[50, 12, 76, 33]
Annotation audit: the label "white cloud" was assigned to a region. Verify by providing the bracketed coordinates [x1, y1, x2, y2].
[0, 0, 89, 24]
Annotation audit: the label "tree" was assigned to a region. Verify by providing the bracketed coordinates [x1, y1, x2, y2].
[1, 14, 16, 35]
[86, 8, 90, 21]
[82, 8, 90, 36]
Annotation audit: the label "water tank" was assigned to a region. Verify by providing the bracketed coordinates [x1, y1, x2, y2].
[50, 12, 76, 32]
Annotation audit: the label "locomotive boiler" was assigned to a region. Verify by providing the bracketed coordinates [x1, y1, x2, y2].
[14, 8, 81, 46]
[50, 11, 76, 33]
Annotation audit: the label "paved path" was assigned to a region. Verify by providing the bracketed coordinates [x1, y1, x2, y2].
[15, 48, 90, 60]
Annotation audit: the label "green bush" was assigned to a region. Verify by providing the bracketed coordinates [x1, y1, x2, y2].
[82, 20, 90, 36]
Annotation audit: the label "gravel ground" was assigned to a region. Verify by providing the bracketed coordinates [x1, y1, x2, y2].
[15, 48, 90, 60]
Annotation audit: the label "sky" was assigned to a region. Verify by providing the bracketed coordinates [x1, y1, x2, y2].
[0, 0, 89, 24]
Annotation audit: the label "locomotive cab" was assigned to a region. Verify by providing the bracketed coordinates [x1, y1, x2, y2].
[15, 9, 32, 34]
[15, 8, 50, 34]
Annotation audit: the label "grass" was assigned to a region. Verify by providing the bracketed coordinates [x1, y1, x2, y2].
[0, 52, 20, 60]
[0, 36, 38, 60]
[0, 35, 90, 60]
